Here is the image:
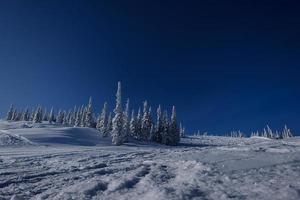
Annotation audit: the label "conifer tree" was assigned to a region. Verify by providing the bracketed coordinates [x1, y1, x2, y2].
[43, 108, 48, 121]
[112, 82, 124, 145]
[154, 105, 163, 143]
[107, 112, 113, 134]
[170, 106, 180, 145]
[30, 109, 35, 121]
[161, 110, 170, 145]
[48, 107, 55, 123]
[80, 107, 87, 127]
[130, 110, 137, 139]
[123, 99, 130, 142]
[63, 110, 70, 125]
[97, 102, 109, 137]
[74, 107, 82, 127]
[135, 107, 142, 140]
[33, 106, 42, 123]
[21, 107, 29, 121]
[6, 104, 14, 120]
[85, 97, 94, 128]
[56, 109, 64, 124]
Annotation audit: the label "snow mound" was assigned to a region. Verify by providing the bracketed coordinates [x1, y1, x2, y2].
[0, 131, 34, 146]
[5, 127, 108, 146]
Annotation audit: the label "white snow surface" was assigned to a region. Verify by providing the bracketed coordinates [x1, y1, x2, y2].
[0, 121, 300, 200]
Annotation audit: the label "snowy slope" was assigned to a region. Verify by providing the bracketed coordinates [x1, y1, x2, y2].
[0, 122, 300, 200]
[5, 127, 109, 146]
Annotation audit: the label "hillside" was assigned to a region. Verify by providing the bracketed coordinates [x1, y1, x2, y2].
[0, 121, 300, 200]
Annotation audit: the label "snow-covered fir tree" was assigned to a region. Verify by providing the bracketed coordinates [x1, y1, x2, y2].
[129, 110, 137, 139]
[63, 111, 69, 125]
[68, 106, 76, 126]
[85, 97, 94, 128]
[266, 125, 273, 138]
[180, 123, 186, 138]
[282, 125, 293, 138]
[80, 107, 87, 127]
[141, 101, 152, 141]
[48, 107, 55, 123]
[112, 82, 124, 145]
[12, 109, 19, 121]
[97, 102, 109, 137]
[33, 106, 42, 123]
[169, 106, 180, 145]
[74, 106, 82, 127]
[42, 108, 48, 121]
[135, 107, 142, 140]
[107, 112, 113, 134]
[154, 105, 163, 143]
[6, 104, 14, 120]
[21, 107, 29, 121]
[161, 110, 170, 145]
[56, 110, 64, 124]
[123, 99, 130, 142]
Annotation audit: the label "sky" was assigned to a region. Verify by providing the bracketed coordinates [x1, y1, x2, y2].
[0, 0, 300, 135]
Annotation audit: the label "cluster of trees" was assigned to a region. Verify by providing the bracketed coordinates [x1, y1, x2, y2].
[6, 82, 183, 146]
[250, 125, 293, 139]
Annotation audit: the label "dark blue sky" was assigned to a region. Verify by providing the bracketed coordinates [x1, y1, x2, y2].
[1, 0, 300, 135]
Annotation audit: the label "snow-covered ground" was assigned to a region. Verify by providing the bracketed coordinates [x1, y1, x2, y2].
[0, 121, 300, 200]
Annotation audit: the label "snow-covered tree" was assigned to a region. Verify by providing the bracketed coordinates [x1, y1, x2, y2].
[33, 106, 42, 123]
[42, 108, 48, 121]
[169, 106, 180, 145]
[141, 101, 152, 141]
[63, 110, 70, 125]
[85, 97, 94, 128]
[107, 112, 113, 134]
[282, 125, 293, 138]
[266, 125, 273, 138]
[129, 110, 137, 138]
[6, 104, 14, 120]
[48, 107, 55, 123]
[21, 107, 29, 121]
[80, 107, 87, 127]
[56, 109, 64, 124]
[97, 102, 109, 137]
[123, 99, 130, 142]
[68, 106, 76, 126]
[74, 106, 82, 127]
[154, 105, 163, 143]
[112, 82, 124, 145]
[161, 110, 170, 145]
[135, 107, 142, 140]
[29, 109, 34, 121]
[180, 123, 186, 138]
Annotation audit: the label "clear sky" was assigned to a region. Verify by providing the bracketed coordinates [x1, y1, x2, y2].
[0, 0, 300, 135]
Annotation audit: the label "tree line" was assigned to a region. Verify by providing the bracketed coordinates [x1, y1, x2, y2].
[6, 82, 185, 146]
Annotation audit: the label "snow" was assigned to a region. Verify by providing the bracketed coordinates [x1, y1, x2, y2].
[0, 121, 300, 200]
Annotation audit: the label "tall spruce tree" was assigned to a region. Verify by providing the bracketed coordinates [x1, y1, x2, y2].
[112, 82, 124, 145]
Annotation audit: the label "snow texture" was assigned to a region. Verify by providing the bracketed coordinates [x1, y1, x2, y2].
[0, 121, 300, 200]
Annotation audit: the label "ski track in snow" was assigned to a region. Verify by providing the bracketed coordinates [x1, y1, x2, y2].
[0, 122, 300, 200]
